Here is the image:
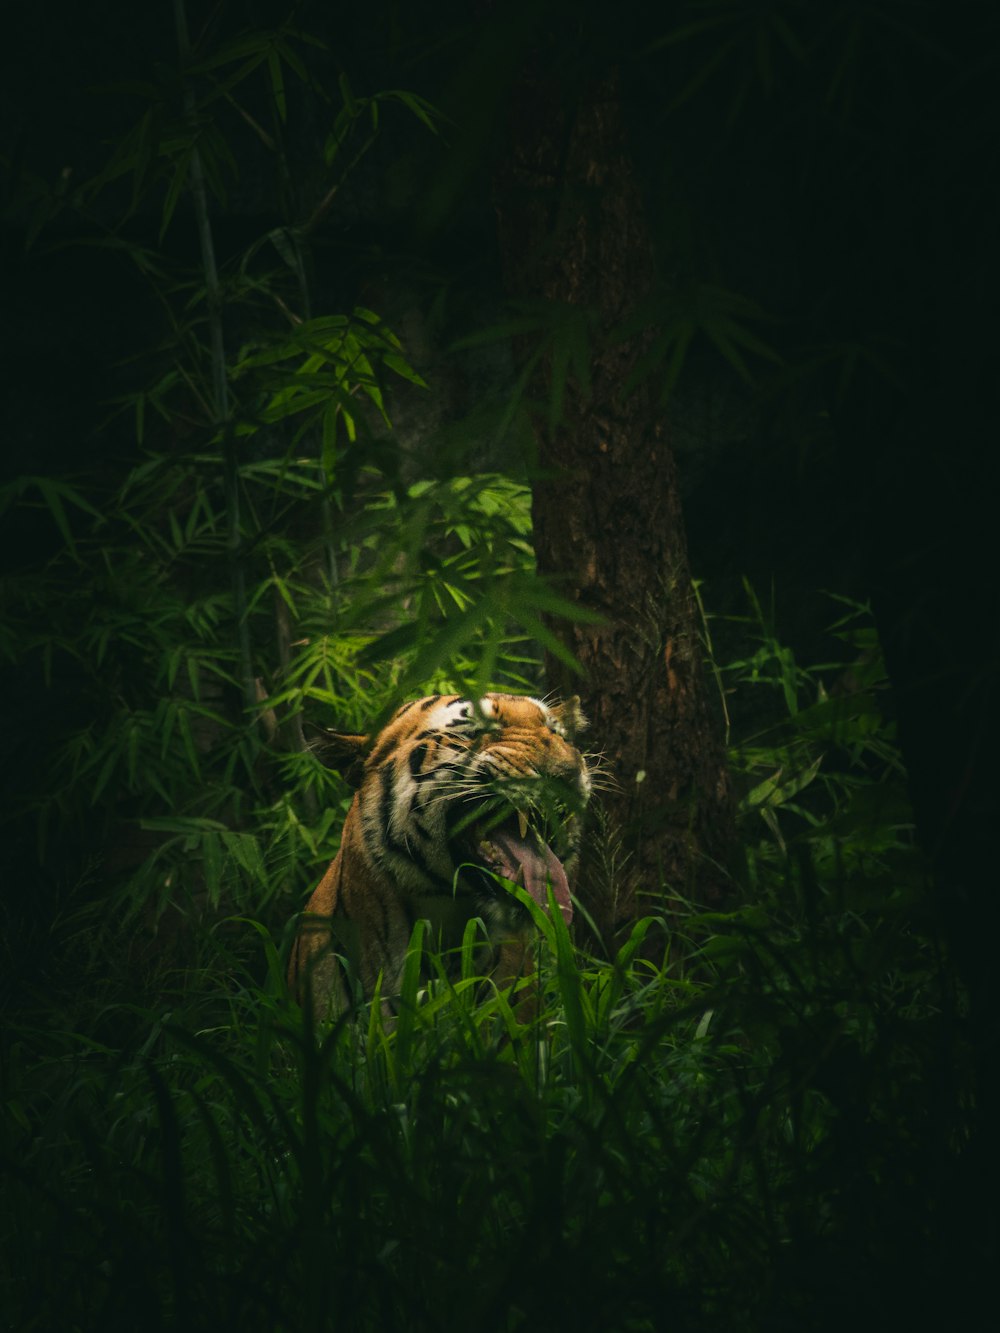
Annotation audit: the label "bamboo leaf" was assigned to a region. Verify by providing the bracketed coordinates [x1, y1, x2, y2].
[383, 353, 428, 387]
[159, 145, 193, 241]
[177, 706, 202, 779]
[356, 621, 422, 666]
[40, 483, 77, 554]
[383, 89, 442, 135]
[339, 72, 357, 117]
[274, 35, 308, 85]
[267, 50, 287, 122]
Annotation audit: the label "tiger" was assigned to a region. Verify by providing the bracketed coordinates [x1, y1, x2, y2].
[287, 692, 591, 1019]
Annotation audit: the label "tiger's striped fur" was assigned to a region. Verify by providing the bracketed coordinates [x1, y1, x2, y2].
[287, 693, 590, 1018]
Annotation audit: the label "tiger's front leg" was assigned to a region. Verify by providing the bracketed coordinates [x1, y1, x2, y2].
[355, 893, 413, 1019]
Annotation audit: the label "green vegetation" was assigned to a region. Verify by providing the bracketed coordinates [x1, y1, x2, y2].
[0, 7, 974, 1329]
[0, 14, 578, 948]
[1, 572, 958, 1329]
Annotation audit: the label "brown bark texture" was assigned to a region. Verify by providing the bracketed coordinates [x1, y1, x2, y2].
[495, 71, 735, 942]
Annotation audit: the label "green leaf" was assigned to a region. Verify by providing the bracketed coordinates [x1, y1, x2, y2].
[550, 886, 586, 1049]
[743, 755, 823, 814]
[338, 72, 357, 117]
[383, 353, 428, 387]
[268, 226, 300, 269]
[195, 32, 273, 72]
[274, 35, 308, 86]
[159, 144, 193, 241]
[31, 477, 101, 554]
[321, 400, 337, 478]
[742, 768, 784, 812]
[356, 621, 423, 666]
[414, 602, 499, 681]
[267, 50, 287, 122]
[139, 816, 228, 834]
[177, 706, 202, 779]
[383, 89, 442, 135]
[394, 918, 428, 1058]
[518, 612, 584, 675]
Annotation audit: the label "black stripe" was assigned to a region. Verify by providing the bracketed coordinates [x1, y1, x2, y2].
[415, 727, 467, 743]
[408, 742, 428, 773]
[368, 734, 399, 768]
[378, 765, 406, 856]
[378, 763, 450, 888]
[409, 743, 449, 784]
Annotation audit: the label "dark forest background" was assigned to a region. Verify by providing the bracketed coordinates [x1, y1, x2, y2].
[1, 1, 998, 1329]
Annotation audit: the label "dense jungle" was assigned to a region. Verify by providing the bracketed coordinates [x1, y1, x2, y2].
[1, 2, 997, 1329]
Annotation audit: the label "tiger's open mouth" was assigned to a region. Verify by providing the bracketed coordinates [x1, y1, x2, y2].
[457, 792, 578, 924]
[475, 812, 573, 923]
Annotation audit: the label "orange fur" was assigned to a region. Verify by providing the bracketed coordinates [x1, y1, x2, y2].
[288, 693, 589, 1019]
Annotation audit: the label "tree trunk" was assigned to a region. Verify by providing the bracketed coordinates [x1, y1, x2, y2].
[495, 70, 735, 944]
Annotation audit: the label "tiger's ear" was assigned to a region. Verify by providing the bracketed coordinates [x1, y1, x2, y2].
[550, 695, 588, 741]
[309, 729, 371, 789]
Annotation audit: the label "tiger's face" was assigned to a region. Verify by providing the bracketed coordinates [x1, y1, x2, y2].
[289, 692, 591, 1013]
[353, 692, 591, 933]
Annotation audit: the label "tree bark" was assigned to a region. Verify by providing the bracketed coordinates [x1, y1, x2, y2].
[495, 70, 735, 943]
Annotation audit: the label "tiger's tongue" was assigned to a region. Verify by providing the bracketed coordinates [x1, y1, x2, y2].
[489, 825, 573, 923]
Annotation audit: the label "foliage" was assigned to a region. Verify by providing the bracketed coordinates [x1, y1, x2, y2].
[0, 592, 966, 1331]
[0, 8, 586, 944]
[1, 447, 547, 909]
[723, 585, 914, 879]
[0, 6, 975, 1328]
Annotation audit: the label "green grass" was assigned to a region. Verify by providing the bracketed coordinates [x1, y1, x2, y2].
[1, 858, 961, 1332]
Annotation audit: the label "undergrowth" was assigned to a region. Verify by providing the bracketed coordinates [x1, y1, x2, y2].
[0, 603, 966, 1333]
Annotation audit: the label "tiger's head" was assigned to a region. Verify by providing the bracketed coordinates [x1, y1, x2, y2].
[290, 692, 593, 1015]
[328, 692, 591, 933]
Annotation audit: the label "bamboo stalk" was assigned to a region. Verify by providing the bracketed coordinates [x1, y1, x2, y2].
[173, 0, 256, 715]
